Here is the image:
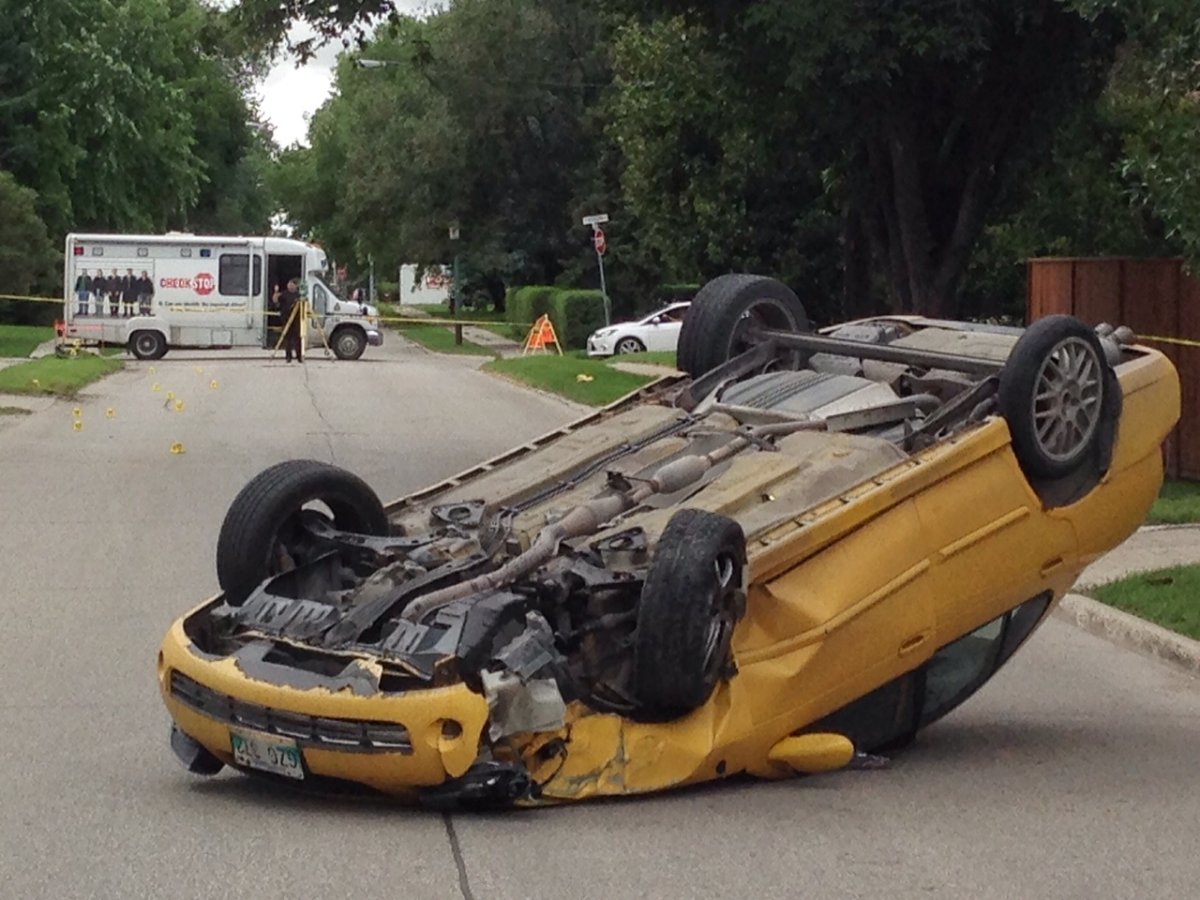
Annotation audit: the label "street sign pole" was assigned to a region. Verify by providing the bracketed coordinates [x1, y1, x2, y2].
[583, 214, 611, 326]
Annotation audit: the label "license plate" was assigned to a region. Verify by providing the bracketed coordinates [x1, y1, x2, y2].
[230, 729, 304, 780]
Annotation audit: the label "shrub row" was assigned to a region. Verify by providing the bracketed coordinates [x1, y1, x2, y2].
[506, 282, 702, 348]
[506, 286, 607, 349]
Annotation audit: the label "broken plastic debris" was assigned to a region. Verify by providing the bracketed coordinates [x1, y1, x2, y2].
[106, 407, 116, 419]
[166, 391, 175, 401]
[151, 383, 161, 392]
[174, 399, 185, 412]
[72, 420, 83, 432]
[576, 374, 595, 383]
[193, 366, 203, 374]
[169, 441, 186, 455]
[209, 380, 219, 390]
[481, 671, 567, 740]
[72, 407, 82, 418]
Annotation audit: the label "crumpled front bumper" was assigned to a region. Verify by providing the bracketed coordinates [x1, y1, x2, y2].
[158, 610, 489, 796]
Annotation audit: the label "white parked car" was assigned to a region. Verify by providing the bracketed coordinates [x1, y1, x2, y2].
[586, 302, 691, 356]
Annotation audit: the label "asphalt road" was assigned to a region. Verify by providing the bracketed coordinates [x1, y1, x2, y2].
[1, 341, 1198, 900]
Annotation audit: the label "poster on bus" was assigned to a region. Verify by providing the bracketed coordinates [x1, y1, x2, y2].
[70, 260, 158, 319]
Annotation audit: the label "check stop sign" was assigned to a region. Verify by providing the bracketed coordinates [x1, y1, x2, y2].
[194, 273, 215, 296]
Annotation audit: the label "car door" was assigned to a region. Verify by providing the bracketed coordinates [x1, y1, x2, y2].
[646, 305, 686, 351]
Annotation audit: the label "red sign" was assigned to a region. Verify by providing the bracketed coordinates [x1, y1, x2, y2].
[159, 273, 216, 295]
[593, 227, 607, 256]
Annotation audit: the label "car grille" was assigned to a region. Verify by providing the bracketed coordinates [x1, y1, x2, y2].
[169, 670, 412, 753]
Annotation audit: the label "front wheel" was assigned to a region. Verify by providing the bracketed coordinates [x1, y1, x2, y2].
[615, 336, 645, 355]
[634, 509, 747, 719]
[130, 330, 167, 360]
[998, 316, 1112, 480]
[332, 328, 367, 361]
[216, 460, 389, 603]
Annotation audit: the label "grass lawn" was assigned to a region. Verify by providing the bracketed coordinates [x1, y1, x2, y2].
[0, 324, 54, 358]
[0, 354, 124, 397]
[486, 354, 656, 406]
[1091, 565, 1200, 640]
[605, 350, 679, 368]
[1148, 479, 1200, 525]
[416, 303, 524, 341]
[395, 323, 495, 356]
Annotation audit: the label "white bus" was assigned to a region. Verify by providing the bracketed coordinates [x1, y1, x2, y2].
[62, 233, 383, 360]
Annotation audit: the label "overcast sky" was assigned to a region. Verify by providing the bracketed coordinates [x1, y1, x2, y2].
[253, 2, 434, 148]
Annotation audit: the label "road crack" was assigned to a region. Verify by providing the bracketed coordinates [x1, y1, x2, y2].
[302, 363, 338, 464]
[442, 813, 476, 900]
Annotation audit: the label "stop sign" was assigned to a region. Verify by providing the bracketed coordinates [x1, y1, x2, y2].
[593, 227, 607, 256]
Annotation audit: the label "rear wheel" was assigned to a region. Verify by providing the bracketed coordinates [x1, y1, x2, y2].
[634, 509, 747, 719]
[998, 316, 1111, 480]
[130, 330, 167, 360]
[677, 275, 810, 378]
[216, 460, 389, 604]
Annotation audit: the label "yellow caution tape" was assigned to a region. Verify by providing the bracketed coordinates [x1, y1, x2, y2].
[1140, 334, 1200, 349]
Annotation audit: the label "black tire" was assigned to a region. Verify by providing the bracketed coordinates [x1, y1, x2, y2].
[677, 274, 810, 378]
[634, 509, 747, 718]
[614, 336, 645, 355]
[998, 316, 1110, 480]
[130, 330, 167, 360]
[332, 327, 367, 361]
[216, 460, 389, 603]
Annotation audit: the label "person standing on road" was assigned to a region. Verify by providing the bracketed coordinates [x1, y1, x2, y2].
[277, 278, 304, 364]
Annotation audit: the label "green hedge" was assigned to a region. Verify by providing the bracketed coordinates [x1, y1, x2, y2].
[506, 286, 607, 349]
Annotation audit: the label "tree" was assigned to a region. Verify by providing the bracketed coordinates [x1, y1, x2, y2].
[276, 1, 617, 307]
[0, 0, 275, 239]
[0, 171, 58, 323]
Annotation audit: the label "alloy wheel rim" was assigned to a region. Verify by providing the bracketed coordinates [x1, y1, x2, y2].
[1031, 336, 1103, 462]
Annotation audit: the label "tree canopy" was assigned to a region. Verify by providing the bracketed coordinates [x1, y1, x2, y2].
[0, 0, 276, 301]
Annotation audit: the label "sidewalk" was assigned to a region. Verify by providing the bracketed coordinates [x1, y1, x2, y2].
[398, 305, 524, 357]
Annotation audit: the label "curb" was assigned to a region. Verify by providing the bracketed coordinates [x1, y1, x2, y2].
[1136, 523, 1200, 534]
[1054, 593, 1200, 676]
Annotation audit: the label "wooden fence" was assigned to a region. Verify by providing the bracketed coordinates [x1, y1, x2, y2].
[1027, 257, 1198, 480]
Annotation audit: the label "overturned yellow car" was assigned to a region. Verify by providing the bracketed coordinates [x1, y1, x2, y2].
[159, 274, 1180, 807]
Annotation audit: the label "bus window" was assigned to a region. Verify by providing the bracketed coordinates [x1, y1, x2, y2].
[219, 254, 251, 296]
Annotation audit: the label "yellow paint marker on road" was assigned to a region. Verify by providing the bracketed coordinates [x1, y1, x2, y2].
[170, 442, 185, 455]
[174, 399, 185, 412]
[72, 420, 83, 432]
[106, 407, 116, 419]
[72, 406, 82, 418]
[210, 380, 219, 390]
[166, 391, 175, 401]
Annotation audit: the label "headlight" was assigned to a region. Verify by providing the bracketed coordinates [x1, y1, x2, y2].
[592, 328, 616, 340]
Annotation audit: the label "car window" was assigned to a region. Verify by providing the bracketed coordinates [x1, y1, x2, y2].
[919, 592, 1053, 728]
[805, 592, 1055, 753]
[807, 671, 921, 753]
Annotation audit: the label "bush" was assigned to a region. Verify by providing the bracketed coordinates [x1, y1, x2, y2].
[506, 285, 556, 328]
[549, 289, 607, 349]
[506, 286, 608, 349]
